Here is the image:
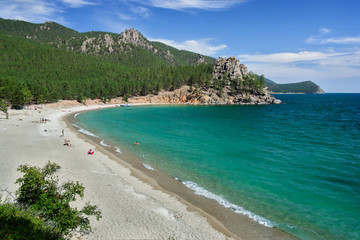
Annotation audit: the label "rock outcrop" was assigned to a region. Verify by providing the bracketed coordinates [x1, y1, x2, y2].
[118, 28, 155, 52]
[128, 57, 281, 105]
[212, 57, 248, 81]
[79, 28, 159, 55]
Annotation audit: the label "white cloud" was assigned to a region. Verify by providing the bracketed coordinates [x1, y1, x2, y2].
[131, 6, 151, 18]
[116, 12, 135, 21]
[0, 0, 62, 23]
[238, 50, 360, 92]
[320, 36, 360, 44]
[306, 27, 360, 45]
[61, 0, 96, 8]
[150, 38, 227, 55]
[0, 0, 97, 24]
[319, 28, 331, 34]
[137, 0, 248, 10]
[238, 51, 347, 63]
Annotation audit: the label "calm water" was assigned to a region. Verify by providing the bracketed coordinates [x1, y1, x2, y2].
[75, 94, 360, 240]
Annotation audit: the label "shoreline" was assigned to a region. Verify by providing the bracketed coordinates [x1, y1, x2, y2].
[66, 104, 296, 239]
[1, 102, 295, 239]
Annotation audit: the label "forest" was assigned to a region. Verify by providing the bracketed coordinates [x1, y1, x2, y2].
[0, 18, 268, 109]
[0, 34, 213, 107]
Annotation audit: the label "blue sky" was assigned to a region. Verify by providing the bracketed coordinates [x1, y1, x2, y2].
[1, 0, 359, 92]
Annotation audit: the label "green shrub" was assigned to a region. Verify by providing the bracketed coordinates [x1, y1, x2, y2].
[0, 202, 63, 240]
[0, 161, 102, 239]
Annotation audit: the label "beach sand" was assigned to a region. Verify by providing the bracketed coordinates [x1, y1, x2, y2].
[0, 102, 295, 240]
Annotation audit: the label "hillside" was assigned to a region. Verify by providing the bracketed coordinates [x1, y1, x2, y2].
[0, 18, 281, 107]
[0, 18, 214, 67]
[0, 33, 214, 106]
[265, 79, 324, 94]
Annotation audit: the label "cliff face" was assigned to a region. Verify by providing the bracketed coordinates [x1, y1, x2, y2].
[79, 28, 158, 55]
[212, 57, 248, 81]
[128, 57, 281, 105]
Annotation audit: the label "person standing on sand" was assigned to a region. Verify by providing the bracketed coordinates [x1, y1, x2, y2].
[62, 129, 64, 136]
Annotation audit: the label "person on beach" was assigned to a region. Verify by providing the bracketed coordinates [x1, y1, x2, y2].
[88, 149, 94, 155]
[62, 129, 64, 136]
[64, 139, 74, 147]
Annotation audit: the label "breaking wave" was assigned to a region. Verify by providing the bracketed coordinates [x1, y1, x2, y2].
[72, 124, 98, 138]
[182, 180, 274, 228]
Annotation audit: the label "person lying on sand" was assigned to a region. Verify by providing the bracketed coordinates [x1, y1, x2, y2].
[64, 139, 74, 147]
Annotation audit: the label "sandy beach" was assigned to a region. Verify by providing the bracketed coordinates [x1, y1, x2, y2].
[0, 102, 295, 240]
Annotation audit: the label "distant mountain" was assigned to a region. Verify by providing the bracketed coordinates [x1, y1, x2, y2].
[0, 18, 215, 67]
[265, 79, 324, 94]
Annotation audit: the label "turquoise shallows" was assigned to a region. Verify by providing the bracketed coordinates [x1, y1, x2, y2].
[75, 94, 360, 240]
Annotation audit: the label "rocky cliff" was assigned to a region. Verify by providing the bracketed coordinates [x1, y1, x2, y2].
[78, 28, 158, 55]
[128, 57, 281, 105]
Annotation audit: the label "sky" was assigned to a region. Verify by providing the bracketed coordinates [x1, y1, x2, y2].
[1, 0, 359, 92]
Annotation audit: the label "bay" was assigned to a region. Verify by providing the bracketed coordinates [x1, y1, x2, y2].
[74, 94, 360, 239]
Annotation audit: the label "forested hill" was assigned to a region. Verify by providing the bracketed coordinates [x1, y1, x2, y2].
[0, 32, 214, 107]
[0, 18, 282, 108]
[0, 18, 214, 67]
[265, 79, 324, 94]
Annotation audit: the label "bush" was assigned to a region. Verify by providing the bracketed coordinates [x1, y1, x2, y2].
[0, 161, 102, 239]
[0, 202, 63, 240]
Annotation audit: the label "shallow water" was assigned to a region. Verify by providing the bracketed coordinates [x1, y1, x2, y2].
[75, 94, 360, 239]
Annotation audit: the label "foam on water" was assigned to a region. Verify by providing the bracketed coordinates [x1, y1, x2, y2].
[115, 147, 122, 154]
[182, 180, 275, 228]
[74, 113, 80, 118]
[100, 140, 111, 147]
[72, 124, 98, 138]
[143, 163, 156, 171]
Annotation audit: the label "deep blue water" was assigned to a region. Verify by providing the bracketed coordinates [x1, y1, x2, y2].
[74, 94, 360, 239]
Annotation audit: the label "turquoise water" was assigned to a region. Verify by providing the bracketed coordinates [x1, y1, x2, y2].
[74, 94, 360, 240]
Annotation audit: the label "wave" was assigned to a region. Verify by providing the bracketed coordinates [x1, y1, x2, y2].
[100, 140, 111, 147]
[72, 124, 98, 138]
[143, 163, 156, 171]
[115, 147, 122, 154]
[74, 113, 80, 118]
[181, 180, 275, 228]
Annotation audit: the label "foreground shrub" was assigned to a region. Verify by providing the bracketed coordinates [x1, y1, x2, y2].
[0, 161, 102, 239]
[0, 202, 63, 239]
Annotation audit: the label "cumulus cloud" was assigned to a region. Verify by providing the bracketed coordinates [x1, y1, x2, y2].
[150, 38, 227, 55]
[136, 0, 248, 10]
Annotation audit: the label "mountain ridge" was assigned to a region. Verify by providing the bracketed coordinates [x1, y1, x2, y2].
[0, 18, 215, 66]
